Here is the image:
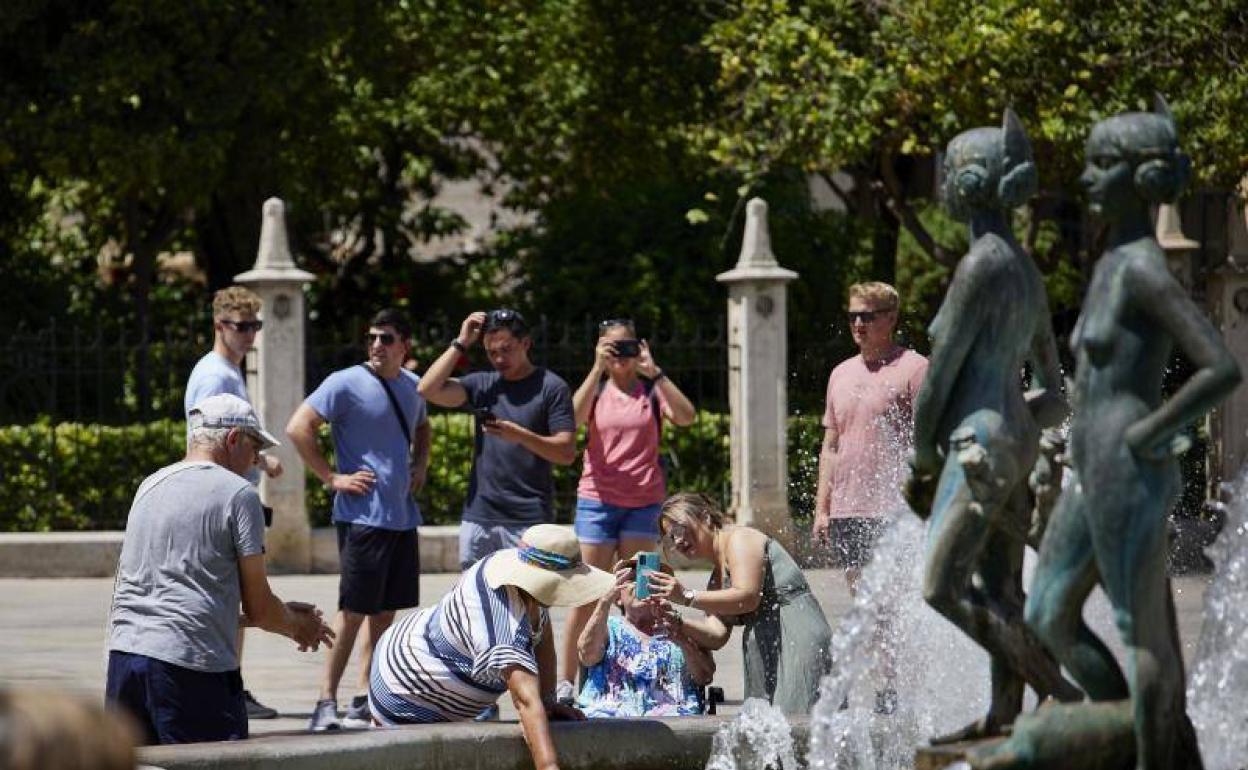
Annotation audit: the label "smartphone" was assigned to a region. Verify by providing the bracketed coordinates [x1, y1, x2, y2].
[611, 338, 641, 358]
[634, 551, 661, 599]
[473, 406, 497, 424]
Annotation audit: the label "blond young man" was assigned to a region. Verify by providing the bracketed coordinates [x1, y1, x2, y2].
[183, 286, 283, 719]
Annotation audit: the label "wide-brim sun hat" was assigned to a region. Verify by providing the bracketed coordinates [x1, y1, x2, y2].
[483, 524, 614, 607]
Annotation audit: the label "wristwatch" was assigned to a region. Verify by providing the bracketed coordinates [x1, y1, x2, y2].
[450, 339, 467, 354]
[681, 588, 697, 608]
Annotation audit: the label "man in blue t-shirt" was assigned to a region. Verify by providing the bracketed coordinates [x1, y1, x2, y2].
[419, 309, 576, 571]
[183, 285, 283, 720]
[287, 308, 431, 732]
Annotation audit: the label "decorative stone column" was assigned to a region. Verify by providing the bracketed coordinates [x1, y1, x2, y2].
[1156, 203, 1200, 294]
[1207, 183, 1248, 497]
[235, 199, 315, 573]
[716, 198, 799, 545]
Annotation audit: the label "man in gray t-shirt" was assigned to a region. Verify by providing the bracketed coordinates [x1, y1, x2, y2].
[106, 394, 333, 745]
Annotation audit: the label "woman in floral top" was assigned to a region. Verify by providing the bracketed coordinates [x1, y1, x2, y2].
[575, 560, 715, 718]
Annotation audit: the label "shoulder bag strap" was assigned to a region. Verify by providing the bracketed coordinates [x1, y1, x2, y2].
[359, 364, 412, 444]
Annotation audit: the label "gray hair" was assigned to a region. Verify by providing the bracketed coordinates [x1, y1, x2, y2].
[188, 426, 232, 450]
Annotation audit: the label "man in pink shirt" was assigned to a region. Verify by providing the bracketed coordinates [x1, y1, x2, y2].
[814, 282, 928, 586]
[813, 282, 926, 714]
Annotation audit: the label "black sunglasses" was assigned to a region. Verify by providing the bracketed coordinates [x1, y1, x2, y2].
[367, 332, 399, 346]
[599, 318, 634, 330]
[220, 319, 263, 333]
[847, 310, 889, 324]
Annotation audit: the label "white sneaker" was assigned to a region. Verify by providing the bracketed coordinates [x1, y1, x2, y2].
[555, 679, 576, 706]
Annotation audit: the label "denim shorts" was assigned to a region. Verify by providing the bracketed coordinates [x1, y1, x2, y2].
[574, 498, 662, 545]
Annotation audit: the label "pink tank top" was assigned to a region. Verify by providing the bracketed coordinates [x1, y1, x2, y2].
[577, 380, 667, 508]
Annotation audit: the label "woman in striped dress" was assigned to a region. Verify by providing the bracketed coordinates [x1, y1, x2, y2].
[369, 524, 613, 770]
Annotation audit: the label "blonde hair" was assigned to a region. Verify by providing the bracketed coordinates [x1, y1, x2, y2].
[847, 282, 899, 312]
[659, 492, 733, 533]
[212, 286, 262, 318]
[0, 689, 139, 770]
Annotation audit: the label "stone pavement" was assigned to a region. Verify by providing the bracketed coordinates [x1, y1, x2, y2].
[0, 568, 1213, 736]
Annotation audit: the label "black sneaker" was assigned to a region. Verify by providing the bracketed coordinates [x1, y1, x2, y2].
[244, 690, 278, 720]
[341, 695, 371, 729]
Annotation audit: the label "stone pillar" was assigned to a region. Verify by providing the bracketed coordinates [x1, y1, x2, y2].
[1156, 203, 1200, 293]
[1207, 184, 1248, 497]
[235, 199, 315, 573]
[716, 199, 799, 545]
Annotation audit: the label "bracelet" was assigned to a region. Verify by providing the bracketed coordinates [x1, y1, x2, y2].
[450, 340, 467, 354]
[652, 369, 667, 382]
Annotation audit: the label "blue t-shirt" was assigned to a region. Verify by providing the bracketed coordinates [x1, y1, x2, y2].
[185, 352, 248, 414]
[185, 351, 260, 484]
[306, 365, 428, 531]
[460, 368, 575, 525]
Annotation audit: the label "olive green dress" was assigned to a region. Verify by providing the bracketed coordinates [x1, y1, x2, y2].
[719, 538, 833, 715]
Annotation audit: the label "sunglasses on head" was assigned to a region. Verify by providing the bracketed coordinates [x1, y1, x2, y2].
[220, 319, 263, 333]
[599, 318, 634, 330]
[486, 308, 527, 330]
[367, 331, 399, 346]
[847, 310, 890, 323]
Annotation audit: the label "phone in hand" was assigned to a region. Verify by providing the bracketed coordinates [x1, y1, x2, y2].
[634, 551, 661, 599]
[611, 338, 641, 358]
[473, 406, 497, 424]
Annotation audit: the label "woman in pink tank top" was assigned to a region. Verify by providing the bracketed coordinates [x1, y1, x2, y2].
[555, 319, 697, 697]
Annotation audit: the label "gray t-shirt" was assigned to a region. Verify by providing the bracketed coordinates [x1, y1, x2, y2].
[108, 461, 266, 672]
[460, 368, 575, 525]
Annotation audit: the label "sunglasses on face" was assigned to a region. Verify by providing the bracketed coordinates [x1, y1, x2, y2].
[847, 310, 890, 324]
[367, 332, 399, 346]
[220, 319, 263, 333]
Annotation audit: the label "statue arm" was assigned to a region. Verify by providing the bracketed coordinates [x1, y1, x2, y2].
[1025, 301, 1069, 429]
[1124, 263, 1243, 458]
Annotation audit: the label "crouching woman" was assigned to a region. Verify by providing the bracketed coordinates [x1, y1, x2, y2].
[369, 525, 613, 770]
[576, 559, 715, 717]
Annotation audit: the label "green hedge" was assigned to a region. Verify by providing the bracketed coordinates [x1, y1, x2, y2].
[1, 412, 826, 532]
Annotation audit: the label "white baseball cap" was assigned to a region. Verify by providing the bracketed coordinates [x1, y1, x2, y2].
[188, 394, 280, 449]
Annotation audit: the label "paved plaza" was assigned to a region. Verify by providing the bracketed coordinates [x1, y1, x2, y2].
[0, 566, 1213, 737]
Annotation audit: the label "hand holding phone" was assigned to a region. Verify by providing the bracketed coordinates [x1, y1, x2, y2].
[634, 551, 661, 599]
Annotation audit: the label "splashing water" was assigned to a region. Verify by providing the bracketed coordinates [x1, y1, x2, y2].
[808, 510, 990, 770]
[706, 698, 800, 770]
[806, 502, 1124, 770]
[1187, 470, 1248, 768]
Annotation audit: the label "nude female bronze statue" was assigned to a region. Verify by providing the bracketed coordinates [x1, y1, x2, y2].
[1011, 97, 1242, 770]
[905, 109, 1081, 745]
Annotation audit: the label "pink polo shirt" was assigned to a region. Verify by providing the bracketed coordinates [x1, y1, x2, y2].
[822, 348, 928, 519]
[577, 381, 668, 508]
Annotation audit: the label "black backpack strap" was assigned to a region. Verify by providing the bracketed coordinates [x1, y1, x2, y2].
[360, 364, 412, 444]
[641, 377, 663, 435]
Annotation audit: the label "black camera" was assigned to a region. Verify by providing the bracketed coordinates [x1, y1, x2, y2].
[261, 505, 273, 528]
[611, 339, 641, 358]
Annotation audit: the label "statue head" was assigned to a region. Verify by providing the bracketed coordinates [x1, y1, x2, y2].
[941, 108, 1038, 222]
[1081, 95, 1190, 220]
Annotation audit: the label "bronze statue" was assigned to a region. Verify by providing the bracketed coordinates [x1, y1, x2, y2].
[1008, 97, 1242, 770]
[905, 109, 1080, 744]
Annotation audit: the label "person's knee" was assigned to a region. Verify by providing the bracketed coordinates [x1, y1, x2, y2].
[338, 609, 367, 631]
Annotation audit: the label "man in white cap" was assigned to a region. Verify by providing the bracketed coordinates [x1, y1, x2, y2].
[370, 524, 613, 770]
[105, 394, 334, 745]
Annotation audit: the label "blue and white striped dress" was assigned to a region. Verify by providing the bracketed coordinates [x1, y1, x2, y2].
[369, 553, 548, 723]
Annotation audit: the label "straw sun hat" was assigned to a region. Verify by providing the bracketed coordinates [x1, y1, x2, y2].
[483, 525, 614, 607]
